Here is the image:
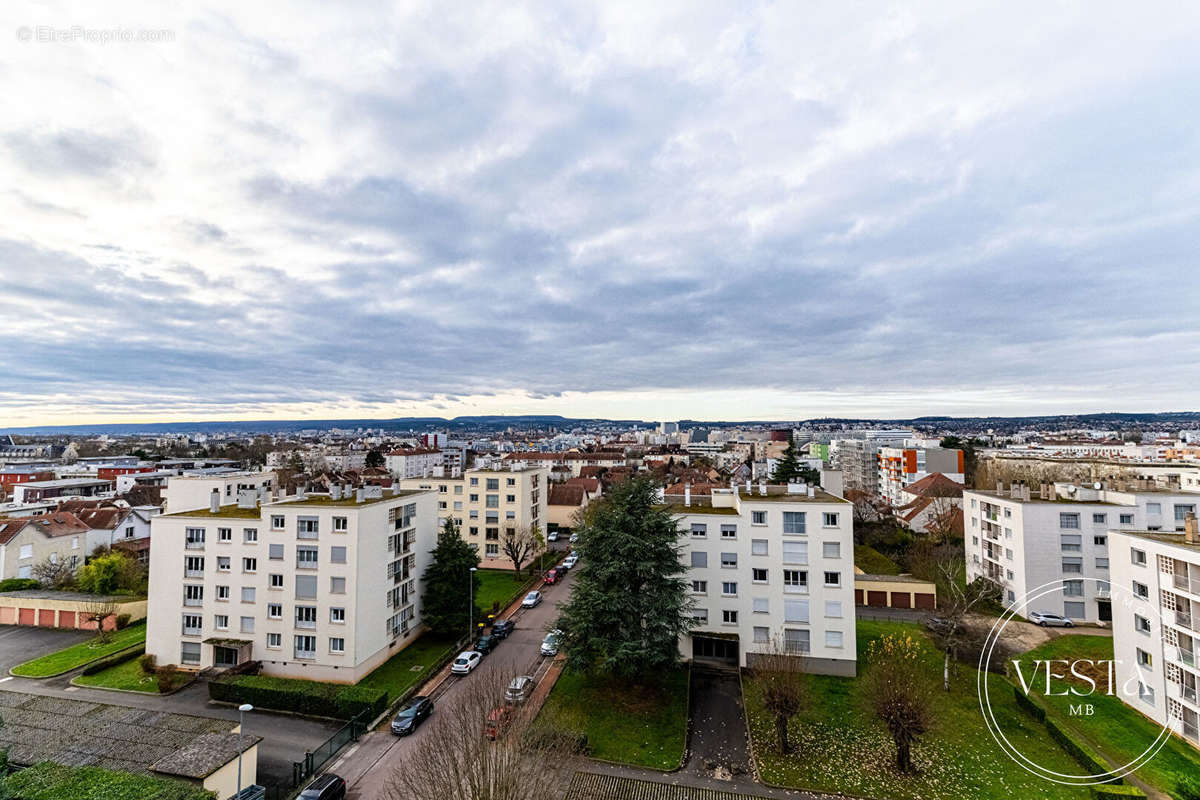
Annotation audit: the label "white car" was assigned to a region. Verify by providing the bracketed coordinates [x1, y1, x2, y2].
[562, 555, 578, 569]
[1029, 611, 1074, 628]
[547, 531, 559, 542]
[541, 629, 563, 657]
[451, 651, 482, 674]
[522, 591, 543, 608]
[569, 533, 579, 544]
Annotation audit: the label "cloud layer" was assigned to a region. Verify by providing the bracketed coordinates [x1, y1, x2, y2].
[2, 2, 1199, 425]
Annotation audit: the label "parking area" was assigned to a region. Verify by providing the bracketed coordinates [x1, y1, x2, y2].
[0, 624, 91, 674]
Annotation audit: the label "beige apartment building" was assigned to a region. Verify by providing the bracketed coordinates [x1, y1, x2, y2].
[398, 465, 548, 568]
[146, 479, 437, 682]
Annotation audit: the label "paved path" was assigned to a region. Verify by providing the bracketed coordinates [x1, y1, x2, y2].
[685, 667, 751, 781]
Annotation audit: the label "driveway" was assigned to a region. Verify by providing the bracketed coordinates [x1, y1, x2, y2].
[0, 625, 91, 674]
[686, 666, 751, 780]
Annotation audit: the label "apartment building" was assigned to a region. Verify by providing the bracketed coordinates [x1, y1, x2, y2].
[1108, 516, 1200, 750]
[397, 465, 548, 568]
[666, 482, 856, 676]
[385, 448, 444, 479]
[876, 447, 964, 506]
[502, 451, 627, 477]
[146, 482, 437, 682]
[830, 439, 882, 494]
[964, 481, 1200, 623]
[163, 471, 276, 514]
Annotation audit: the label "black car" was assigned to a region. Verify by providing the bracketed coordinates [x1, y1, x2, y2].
[390, 695, 434, 736]
[475, 634, 499, 655]
[491, 619, 515, 639]
[299, 774, 346, 800]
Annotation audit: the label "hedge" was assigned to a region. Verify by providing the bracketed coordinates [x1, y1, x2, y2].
[79, 644, 145, 676]
[1012, 685, 1121, 785]
[209, 674, 387, 720]
[1012, 685, 1046, 722]
[5, 761, 213, 800]
[1091, 786, 1146, 800]
[0, 578, 39, 592]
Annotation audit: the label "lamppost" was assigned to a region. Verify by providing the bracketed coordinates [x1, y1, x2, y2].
[468, 566, 478, 643]
[237, 702, 253, 797]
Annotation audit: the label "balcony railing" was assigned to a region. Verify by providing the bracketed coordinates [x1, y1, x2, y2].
[183, 598, 202, 607]
[1178, 647, 1197, 667]
[1175, 574, 1200, 596]
[185, 540, 205, 550]
[182, 626, 201, 637]
[295, 619, 316, 630]
[294, 650, 316, 660]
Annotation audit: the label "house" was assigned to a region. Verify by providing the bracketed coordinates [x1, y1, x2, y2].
[546, 484, 589, 535]
[12, 478, 114, 504]
[0, 512, 91, 579]
[895, 472, 965, 536]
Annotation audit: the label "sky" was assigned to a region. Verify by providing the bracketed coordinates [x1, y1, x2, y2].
[2, 1, 1199, 427]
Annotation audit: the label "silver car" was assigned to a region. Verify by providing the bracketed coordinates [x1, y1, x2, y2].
[1029, 611, 1074, 627]
[541, 629, 562, 656]
[505, 675, 535, 703]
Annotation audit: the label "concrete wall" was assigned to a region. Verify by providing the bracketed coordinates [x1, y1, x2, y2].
[200, 742, 258, 800]
[0, 595, 146, 629]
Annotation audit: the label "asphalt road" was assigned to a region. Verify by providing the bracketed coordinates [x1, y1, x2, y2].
[336, 564, 576, 799]
[0, 624, 91, 674]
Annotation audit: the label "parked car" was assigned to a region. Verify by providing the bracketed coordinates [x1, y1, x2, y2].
[543, 568, 559, 585]
[541, 629, 563, 656]
[569, 533, 579, 543]
[547, 530, 559, 542]
[484, 705, 512, 740]
[1030, 611, 1074, 627]
[390, 695, 433, 735]
[451, 651, 483, 674]
[505, 675, 535, 703]
[522, 591, 542, 608]
[474, 634, 499, 655]
[491, 619, 515, 639]
[299, 774, 346, 800]
[562, 555, 578, 569]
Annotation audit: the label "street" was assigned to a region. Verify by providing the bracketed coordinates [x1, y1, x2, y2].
[336, 560, 576, 799]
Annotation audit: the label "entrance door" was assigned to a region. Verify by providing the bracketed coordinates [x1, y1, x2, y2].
[1097, 599, 1112, 623]
[213, 646, 240, 668]
[692, 636, 739, 667]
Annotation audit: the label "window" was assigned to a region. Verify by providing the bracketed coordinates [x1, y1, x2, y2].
[1119, 514, 1134, 525]
[1131, 548, 1147, 566]
[1178, 504, 1199, 522]
[269, 543, 284, 560]
[824, 571, 841, 587]
[1134, 614, 1151, 634]
[184, 585, 204, 606]
[297, 546, 318, 569]
[1005, 548, 1014, 560]
[185, 528, 205, 548]
[296, 575, 318, 599]
[331, 546, 347, 564]
[267, 603, 282, 619]
[722, 609, 738, 624]
[721, 524, 737, 539]
[784, 628, 810, 653]
[218, 527, 232, 543]
[181, 642, 201, 665]
[1096, 557, 1109, 569]
[331, 607, 345, 623]
[825, 600, 843, 618]
[751, 539, 768, 556]
[692, 608, 708, 623]
[1137, 648, 1152, 667]
[212, 614, 227, 630]
[753, 626, 769, 644]
[1133, 581, 1149, 600]
[825, 630, 844, 648]
[782, 512, 806, 534]
[271, 515, 284, 530]
[329, 637, 345, 654]
[295, 606, 317, 628]
[243, 527, 258, 543]
[822, 512, 839, 527]
[783, 570, 807, 592]
[505, 494, 515, 503]
[721, 581, 737, 596]
[486, 495, 499, 508]
[1064, 601, 1085, 619]
[243, 557, 257, 573]
[297, 517, 319, 538]
[690, 523, 707, 538]
[752, 568, 768, 583]
[216, 585, 229, 601]
[294, 635, 317, 659]
[1059, 513, 1080, 529]
[822, 542, 841, 559]
[720, 552, 737, 568]
[470, 477, 478, 486]
[485, 543, 499, 556]
[1060, 534, 1082, 552]
[217, 556, 230, 572]
[1138, 682, 1155, 705]
[1062, 557, 1083, 574]
[782, 541, 807, 565]
[753, 597, 769, 613]
[333, 516, 348, 531]
[486, 478, 499, 491]
[784, 599, 809, 623]
[1147, 503, 1161, 514]
[752, 510, 767, 525]
[1094, 535, 1107, 546]
[1004, 508, 1012, 518]
[185, 555, 204, 577]
[267, 632, 282, 649]
[330, 576, 346, 594]
[691, 580, 707, 594]
[241, 586, 256, 603]
[240, 616, 255, 633]
[1063, 580, 1084, 597]
[182, 614, 202, 635]
[1092, 513, 1107, 524]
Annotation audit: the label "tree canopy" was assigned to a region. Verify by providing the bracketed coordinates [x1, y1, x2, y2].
[769, 434, 821, 485]
[419, 519, 482, 637]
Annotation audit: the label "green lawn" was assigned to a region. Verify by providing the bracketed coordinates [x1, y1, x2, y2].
[6, 762, 213, 800]
[476, 568, 530, 615]
[357, 633, 459, 703]
[72, 657, 188, 693]
[11, 624, 146, 678]
[745, 620, 1092, 800]
[1015, 634, 1200, 796]
[537, 667, 689, 769]
[855, 544, 902, 575]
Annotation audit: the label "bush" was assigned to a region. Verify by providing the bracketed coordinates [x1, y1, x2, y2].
[1043, 715, 1121, 784]
[80, 645, 144, 676]
[0, 578, 39, 592]
[6, 761, 212, 800]
[156, 664, 178, 694]
[524, 725, 589, 755]
[116, 613, 131, 629]
[138, 653, 157, 674]
[1012, 684, 1046, 721]
[1176, 772, 1200, 800]
[1091, 786, 1146, 800]
[209, 674, 388, 720]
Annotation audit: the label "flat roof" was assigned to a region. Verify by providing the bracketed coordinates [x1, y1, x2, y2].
[19, 478, 111, 488]
[1120, 530, 1200, 554]
[164, 504, 262, 519]
[270, 488, 426, 508]
[967, 489, 1126, 506]
[733, 487, 849, 504]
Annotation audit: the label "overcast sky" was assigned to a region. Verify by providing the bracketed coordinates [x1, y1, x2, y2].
[2, 2, 1199, 427]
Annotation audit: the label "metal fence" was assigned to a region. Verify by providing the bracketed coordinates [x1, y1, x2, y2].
[292, 711, 370, 787]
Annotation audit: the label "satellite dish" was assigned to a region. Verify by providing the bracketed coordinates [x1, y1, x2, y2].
[1094, 482, 1102, 490]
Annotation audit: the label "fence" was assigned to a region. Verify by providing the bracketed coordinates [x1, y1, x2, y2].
[292, 711, 371, 787]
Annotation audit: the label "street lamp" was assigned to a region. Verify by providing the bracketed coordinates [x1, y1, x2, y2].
[237, 703, 253, 798]
[468, 566, 478, 643]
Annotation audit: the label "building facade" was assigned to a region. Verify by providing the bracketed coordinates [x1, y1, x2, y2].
[385, 448, 444, 479]
[876, 447, 964, 506]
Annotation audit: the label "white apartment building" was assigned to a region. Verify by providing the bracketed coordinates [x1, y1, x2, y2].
[876, 447, 964, 506]
[1108, 517, 1200, 750]
[666, 483, 856, 676]
[385, 448, 444, 479]
[830, 439, 881, 494]
[146, 482, 438, 682]
[964, 481, 1200, 624]
[163, 471, 277, 515]
[398, 465, 548, 569]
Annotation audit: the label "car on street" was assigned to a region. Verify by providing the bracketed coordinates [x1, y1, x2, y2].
[505, 675, 535, 703]
[543, 568, 559, 585]
[485, 705, 513, 740]
[1029, 611, 1074, 627]
[451, 651, 483, 674]
[491, 619, 515, 638]
[390, 695, 434, 735]
[474, 634, 499, 655]
[569, 533, 579, 543]
[541, 629, 563, 656]
[299, 774, 346, 800]
[562, 555, 578, 569]
[547, 530, 559, 541]
[522, 591, 542, 608]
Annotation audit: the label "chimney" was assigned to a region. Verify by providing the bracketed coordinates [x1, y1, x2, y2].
[996, 480, 1005, 496]
[746, 479, 751, 494]
[1186, 513, 1198, 545]
[356, 487, 365, 503]
[684, 483, 691, 507]
[758, 481, 766, 496]
[331, 484, 342, 501]
[807, 485, 816, 498]
[209, 489, 220, 514]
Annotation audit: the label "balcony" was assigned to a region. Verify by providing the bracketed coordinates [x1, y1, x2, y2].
[183, 598, 202, 607]
[294, 650, 316, 660]
[1096, 588, 1112, 599]
[182, 626, 202, 637]
[1175, 573, 1200, 597]
[185, 540, 205, 550]
[295, 619, 316, 630]
[1177, 647, 1197, 668]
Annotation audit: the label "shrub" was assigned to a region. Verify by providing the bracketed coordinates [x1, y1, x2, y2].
[0, 578, 39, 592]
[1011, 685, 1046, 722]
[208, 674, 388, 720]
[116, 613, 132, 629]
[1043, 715, 1121, 784]
[1176, 773, 1200, 800]
[80, 645, 145, 676]
[1091, 786, 1146, 800]
[139, 653, 157, 674]
[156, 664, 178, 693]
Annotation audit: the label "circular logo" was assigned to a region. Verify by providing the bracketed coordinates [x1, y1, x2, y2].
[16, 26, 32, 42]
[977, 577, 1174, 785]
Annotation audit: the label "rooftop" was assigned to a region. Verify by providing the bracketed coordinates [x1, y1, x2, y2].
[150, 731, 261, 780]
[967, 489, 1126, 506]
[275, 488, 424, 507]
[1121, 530, 1200, 554]
[164, 504, 263, 519]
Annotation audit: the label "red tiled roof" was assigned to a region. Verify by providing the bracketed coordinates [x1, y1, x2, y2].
[76, 508, 129, 530]
[564, 477, 600, 493]
[664, 482, 726, 496]
[902, 472, 964, 499]
[548, 484, 587, 507]
[386, 448, 440, 456]
[0, 519, 30, 546]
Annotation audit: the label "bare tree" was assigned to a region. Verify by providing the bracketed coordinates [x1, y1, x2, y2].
[31, 557, 75, 590]
[82, 600, 120, 643]
[385, 665, 576, 800]
[752, 637, 809, 755]
[862, 633, 935, 774]
[502, 524, 544, 578]
[925, 556, 1003, 691]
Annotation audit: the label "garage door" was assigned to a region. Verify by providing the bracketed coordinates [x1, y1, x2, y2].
[891, 592, 911, 609]
[58, 611, 76, 629]
[867, 591, 887, 607]
[914, 593, 936, 609]
[18, 608, 35, 626]
[854, 589, 864, 605]
[37, 609, 55, 627]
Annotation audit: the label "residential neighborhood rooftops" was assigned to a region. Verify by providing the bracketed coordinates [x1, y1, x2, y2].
[275, 488, 425, 507]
